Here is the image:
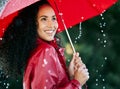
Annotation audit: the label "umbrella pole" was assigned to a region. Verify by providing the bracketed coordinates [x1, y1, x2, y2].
[53, 0, 76, 53]
[62, 19, 76, 53]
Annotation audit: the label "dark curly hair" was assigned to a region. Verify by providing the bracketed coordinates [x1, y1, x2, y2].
[0, 0, 55, 78]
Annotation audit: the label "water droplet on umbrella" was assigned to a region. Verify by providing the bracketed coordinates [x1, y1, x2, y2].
[57, 28, 61, 32]
[59, 12, 63, 16]
[69, 26, 72, 28]
[93, 4, 96, 7]
[81, 16, 84, 20]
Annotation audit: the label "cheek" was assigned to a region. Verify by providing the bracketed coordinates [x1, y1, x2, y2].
[55, 22, 58, 29]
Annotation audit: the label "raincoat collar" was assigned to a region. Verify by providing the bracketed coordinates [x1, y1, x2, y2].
[36, 38, 64, 54]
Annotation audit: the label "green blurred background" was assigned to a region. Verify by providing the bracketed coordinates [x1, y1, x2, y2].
[0, 0, 120, 89]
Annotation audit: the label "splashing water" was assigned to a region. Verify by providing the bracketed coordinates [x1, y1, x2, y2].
[74, 22, 82, 43]
[95, 13, 108, 89]
[0, 70, 10, 89]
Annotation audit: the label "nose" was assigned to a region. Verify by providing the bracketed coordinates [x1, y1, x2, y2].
[47, 20, 54, 28]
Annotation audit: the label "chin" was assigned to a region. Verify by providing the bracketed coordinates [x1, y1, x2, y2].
[45, 38, 54, 41]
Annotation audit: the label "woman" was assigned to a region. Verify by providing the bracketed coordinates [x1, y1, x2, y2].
[0, 0, 89, 89]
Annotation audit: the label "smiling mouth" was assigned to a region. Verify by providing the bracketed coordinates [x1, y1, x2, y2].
[44, 30, 55, 36]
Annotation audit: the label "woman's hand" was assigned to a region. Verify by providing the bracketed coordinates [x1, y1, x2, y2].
[68, 52, 89, 86]
[74, 63, 89, 86]
[68, 52, 83, 79]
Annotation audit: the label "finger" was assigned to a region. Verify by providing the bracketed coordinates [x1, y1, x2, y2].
[75, 57, 83, 65]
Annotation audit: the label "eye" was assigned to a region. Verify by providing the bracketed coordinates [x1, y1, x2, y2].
[52, 16, 57, 21]
[41, 17, 47, 21]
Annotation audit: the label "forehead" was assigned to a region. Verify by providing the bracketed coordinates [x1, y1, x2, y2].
[37, 4, 55, 16]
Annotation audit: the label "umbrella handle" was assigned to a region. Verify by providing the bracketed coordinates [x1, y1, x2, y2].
[62, 19, 76, 53]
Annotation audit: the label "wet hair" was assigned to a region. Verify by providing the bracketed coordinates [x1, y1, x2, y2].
[0, 0, 58, 78]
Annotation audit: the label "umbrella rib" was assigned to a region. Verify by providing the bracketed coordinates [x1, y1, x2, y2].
[53, 0, 76, 53]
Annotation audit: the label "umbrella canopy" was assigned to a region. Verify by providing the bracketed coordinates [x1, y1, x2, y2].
[48, 0, 117, 32]
[0, 0, 118, 52]
[0, 0, 118, 37]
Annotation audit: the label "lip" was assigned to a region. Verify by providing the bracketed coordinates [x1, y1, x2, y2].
[44, 30, 55, 36]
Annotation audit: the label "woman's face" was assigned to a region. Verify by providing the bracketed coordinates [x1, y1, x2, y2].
[37, 4, 58, 41]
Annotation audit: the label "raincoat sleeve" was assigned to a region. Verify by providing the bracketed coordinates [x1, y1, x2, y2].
[26, 46, 81, 89]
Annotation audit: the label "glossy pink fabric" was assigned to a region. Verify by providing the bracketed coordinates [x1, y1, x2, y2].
[23, 38, 81, 89]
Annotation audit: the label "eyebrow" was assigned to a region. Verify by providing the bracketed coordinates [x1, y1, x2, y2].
[38, 15, 56, 18]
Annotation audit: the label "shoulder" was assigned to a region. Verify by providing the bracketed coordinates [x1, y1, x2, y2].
[28, 43, 57, 65]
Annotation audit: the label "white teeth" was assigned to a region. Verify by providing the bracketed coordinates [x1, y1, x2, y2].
[45, 30, 54, 34]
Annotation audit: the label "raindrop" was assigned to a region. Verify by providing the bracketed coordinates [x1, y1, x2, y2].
[103, 86, 106, 89]
[45, 79, 48, 83]
[4, 82, 6, 85]
[74, 22, 82, 43]
[96, 83, 98, 86]
[101, 30, 104, 33]
[96, 79, 98, 81]
[101, 64, 104, 67]
[102, 79, 105, 82]
[48, 70, 52, 74]
[98, 38, 101, 41]
[12, 3, 15, 6]
[74, 41, 77, 43]
[16, 80, 19, 82]
[99, 74, 102, 77]
[103, 45, 106, 47]
[44, 86, 47, 89]
[43, 59, 48, 65]
[100, 14, 103, 17]
[67, 59, 70, 62]
[102, 17, 104, 20]
[6, 86, 9, 89]
[104, 40, 107, 43]
[104, 57, 107, 60]
[42, 64, 45, 67]
[96, 70, 98, 73]
[103, 34, 106, 37]
[103, 22, 106, 27]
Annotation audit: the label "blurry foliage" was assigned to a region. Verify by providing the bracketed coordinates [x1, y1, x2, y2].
[0, 0, 120, 89]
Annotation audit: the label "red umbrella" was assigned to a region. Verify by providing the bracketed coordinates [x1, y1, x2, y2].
[0, 0, 118, 52]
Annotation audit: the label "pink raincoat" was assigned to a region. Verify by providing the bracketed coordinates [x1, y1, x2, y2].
[23, 38, 81, 89]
